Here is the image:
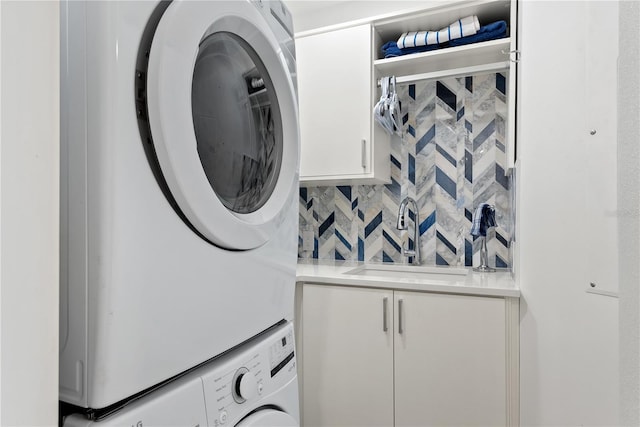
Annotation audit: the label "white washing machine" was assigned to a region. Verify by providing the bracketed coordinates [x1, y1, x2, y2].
[60, 0, 299, 414]
[63, 322, 299, 427]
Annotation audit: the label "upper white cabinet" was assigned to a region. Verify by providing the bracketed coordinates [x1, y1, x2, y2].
[297, 24, 390, 184]
[296, 0, 518, 184]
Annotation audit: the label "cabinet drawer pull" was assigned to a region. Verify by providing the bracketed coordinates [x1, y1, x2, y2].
[382, 297, 388, 332]
[398, 299, 404, 334]
[361, 139, 367, 169]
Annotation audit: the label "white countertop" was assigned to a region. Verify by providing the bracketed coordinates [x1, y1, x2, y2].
[297, 260, 520, 298]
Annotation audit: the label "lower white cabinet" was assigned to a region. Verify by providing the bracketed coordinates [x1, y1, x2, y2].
[299, 283, 519, 427]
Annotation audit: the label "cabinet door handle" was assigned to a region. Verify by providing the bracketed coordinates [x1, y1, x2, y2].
[361, 139, 367, 169]
[382, 297, 388, 332]
[398, 299, 404, 334]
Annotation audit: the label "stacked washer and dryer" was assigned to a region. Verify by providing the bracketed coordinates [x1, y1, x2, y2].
[60, 1, 300, 425]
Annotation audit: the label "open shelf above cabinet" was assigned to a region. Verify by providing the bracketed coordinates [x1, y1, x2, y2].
[373, 0, 511, 52]
[374, 38, 511, 79]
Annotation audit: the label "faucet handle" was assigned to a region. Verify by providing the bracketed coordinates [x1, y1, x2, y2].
[401, 243, 416, 257]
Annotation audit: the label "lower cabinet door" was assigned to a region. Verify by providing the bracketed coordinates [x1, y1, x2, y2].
[301, 284, 394, 427]
[394, 291, 507, 427]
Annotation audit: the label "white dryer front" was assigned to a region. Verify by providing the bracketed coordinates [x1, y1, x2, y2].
[147, 1, 299, 250]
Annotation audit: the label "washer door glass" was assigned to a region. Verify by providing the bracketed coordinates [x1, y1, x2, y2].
[192, 32, 282, 214]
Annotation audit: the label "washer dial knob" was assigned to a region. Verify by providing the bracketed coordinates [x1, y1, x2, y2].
[238, 371, 258, 400]
[232, 367, 257, 403]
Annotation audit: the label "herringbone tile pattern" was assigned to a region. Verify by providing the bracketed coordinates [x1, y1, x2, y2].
[299, 73, 512, 268]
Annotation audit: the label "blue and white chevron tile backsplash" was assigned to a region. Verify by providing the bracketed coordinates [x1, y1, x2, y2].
[299, 73, 513, 268]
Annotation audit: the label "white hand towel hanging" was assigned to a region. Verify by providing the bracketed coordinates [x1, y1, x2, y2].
[373, 76, 402, 136]
[397, 15, 480, 48]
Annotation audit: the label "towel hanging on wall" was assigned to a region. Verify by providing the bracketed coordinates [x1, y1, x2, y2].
[397, 15, 480, 48]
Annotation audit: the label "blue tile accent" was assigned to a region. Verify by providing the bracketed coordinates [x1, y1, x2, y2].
[299, 187, 307, 202]
[496, 231, 509, 248]
[358, 209, 364, 221]
[313, 237, 318, 258]
[364, 211, 382, 238]
[465, 76, 473, 93]
[496, 254, 508, 268]
[383, 252, 394, 263]
[337, 186, 351, 201]
[318, 212, 335, 237]
[465, 150, 473, 183]
[383, 230, 402, 253]
[416, 125, 435, 154]
[496, 73, 506, 95]
[307, 199, 313, 210]
[464, 208, 473, 222]
[403, 113, 409, 125]
[457, 106, 465, 122]
[437, 81, 457, 111]
[313, 211, 318, 221]
[335, 250, 345, 261]
[408, 154, 416, 185]
[419, 211, 436, 235]
[496, 164, 509, 190]
[436, 253, 449, 266]
[358, 237, 364, 261]
[436, 167, 457, 199]
[386, 177, 401, 197]
[436, 144, 456, 167]
[496, 140, 506, 153]
[408, 209, 415, 223]
[465, 120, 473, 133]
[336, 229, 352, 251]
[408, 125, 415, 137]
[465, 239, 472, 266]
[390, 155, 401, 169]
[473, 119, 495, 151]
[352, 198, 358, 211]
[409, 84, 415, 100]
[436, 231, 457, 254]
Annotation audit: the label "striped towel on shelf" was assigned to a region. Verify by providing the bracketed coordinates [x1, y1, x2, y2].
[396, 15, 480, 49]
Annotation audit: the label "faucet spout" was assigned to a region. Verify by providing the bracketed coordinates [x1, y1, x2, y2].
[397, 197, 420, 265]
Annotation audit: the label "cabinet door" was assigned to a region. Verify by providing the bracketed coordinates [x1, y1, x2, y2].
[394, 291, 506, 427]
[301, 283, 393, 427]
[297, 24, 372, 180]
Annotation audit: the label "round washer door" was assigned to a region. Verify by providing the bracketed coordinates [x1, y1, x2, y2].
[147, 1, 299, 250]
[235, 409, 298, 427]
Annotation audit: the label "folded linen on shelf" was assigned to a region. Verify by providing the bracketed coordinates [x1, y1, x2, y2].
[381, 20, 508, 58]
[381, 40, 439, 58]
[396, 15, 480, 48]
[449, 20, 507, 47]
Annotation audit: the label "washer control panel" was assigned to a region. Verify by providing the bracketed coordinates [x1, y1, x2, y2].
[201, 323, 296, 426]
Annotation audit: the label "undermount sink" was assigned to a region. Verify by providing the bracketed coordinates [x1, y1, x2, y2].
[344, 264, 469, 280]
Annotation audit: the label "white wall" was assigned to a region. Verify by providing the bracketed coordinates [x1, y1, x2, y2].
[0, 1, 60, 425]
[285, 0, 438, 33]
[618, 1, 640, 424]
[518, 1, 620, 425]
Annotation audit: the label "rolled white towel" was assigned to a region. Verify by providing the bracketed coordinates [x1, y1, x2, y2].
[396, 15, 480, 48]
